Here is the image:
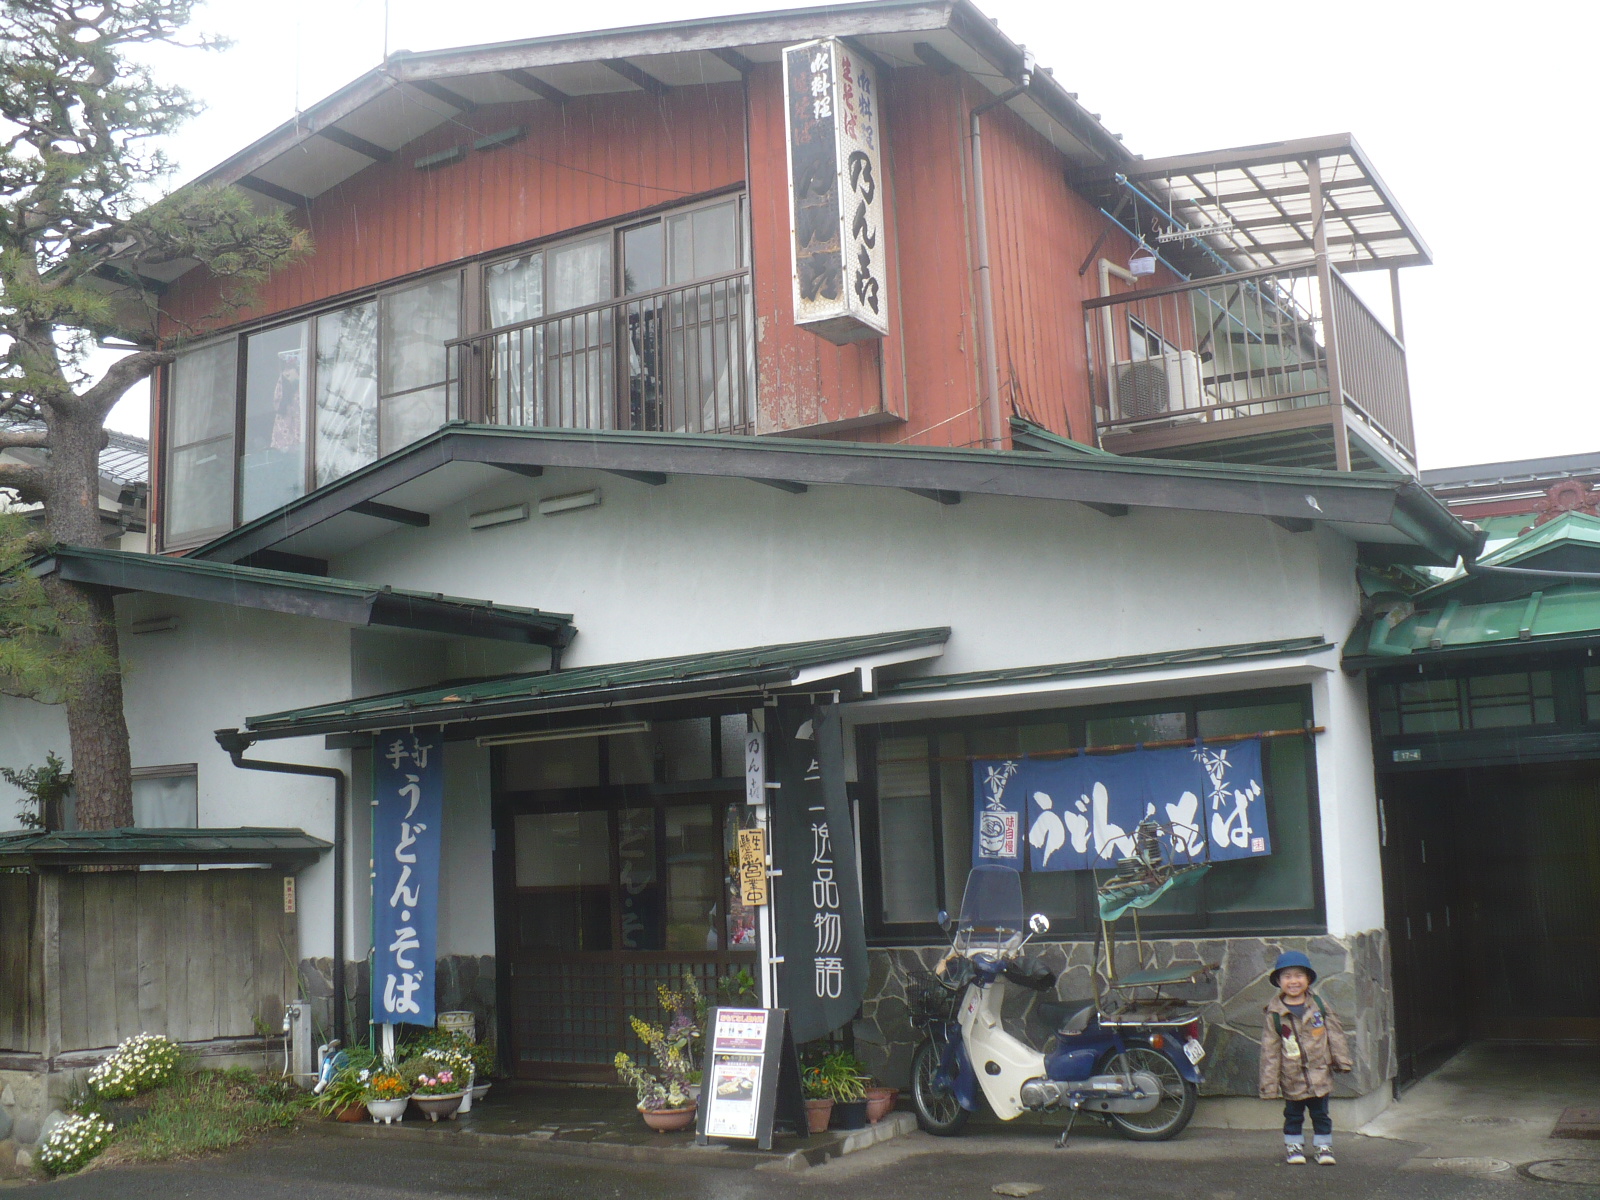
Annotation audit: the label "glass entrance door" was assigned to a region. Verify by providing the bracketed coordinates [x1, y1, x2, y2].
[506, 794, 757, 1079]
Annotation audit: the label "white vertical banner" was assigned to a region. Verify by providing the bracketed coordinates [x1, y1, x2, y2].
[782, 38, 889, 345]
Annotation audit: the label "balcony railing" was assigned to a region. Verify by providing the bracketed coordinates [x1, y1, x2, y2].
[1085, 261, 1414, 469]
[452, 271, 756, 436]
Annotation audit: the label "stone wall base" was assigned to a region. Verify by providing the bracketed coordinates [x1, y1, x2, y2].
[854, 930, 1396, 1098]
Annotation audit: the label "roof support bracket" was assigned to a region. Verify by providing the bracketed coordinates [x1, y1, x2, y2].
[499, 68, 569, 103]
[1269, 516, 1315, 534]
[313, 125, 392, 162]
[1081, 501, 1129, 517]
[491, 463, 544, 479]
[905, 488, 961, 506]
[408, 79, 477, 112]
[750, 478, 808, 494]
[600, 58, 669, 96]
[238, 174, 310, 208]
[351, 500, 431, 527]
[606, 469, 668, 486]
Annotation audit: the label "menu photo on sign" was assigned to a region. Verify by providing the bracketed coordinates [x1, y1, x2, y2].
[703, 1009, 768, 1139]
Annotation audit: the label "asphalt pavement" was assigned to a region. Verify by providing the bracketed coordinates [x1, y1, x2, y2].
[18, 1120, 1590, 1200]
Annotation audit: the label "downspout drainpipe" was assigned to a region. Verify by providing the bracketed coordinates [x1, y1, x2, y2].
[969, 66, 1031, 449]
[216, 727, 348, 1047]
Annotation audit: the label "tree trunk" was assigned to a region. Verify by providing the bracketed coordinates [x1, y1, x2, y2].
[42, 404, 135, 830]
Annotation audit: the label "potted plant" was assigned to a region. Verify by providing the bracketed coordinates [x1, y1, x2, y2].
[404, 1059, 466, 1122]
[363, 1068, 410, 1125]
[801, 1066, 835, 1133]
[864, 1078, 900, 1124]
[811, 1050, 870, 1130]
[418, 1044, 476, 1113]
[310, 1068, 371, 1122]
[613, 977, 703, 1132]
[467, 1037, 496, 1102]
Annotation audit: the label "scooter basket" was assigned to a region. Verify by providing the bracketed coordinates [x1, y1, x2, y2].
[907, 967, 961, 1026]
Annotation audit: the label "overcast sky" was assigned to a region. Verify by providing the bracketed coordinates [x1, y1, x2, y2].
[105, 0, 1599, 471]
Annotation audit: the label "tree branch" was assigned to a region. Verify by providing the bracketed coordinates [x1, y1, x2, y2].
[78, 349, 173, 417]
[0, 428, 49, 449]
[0, 461, 46, 505]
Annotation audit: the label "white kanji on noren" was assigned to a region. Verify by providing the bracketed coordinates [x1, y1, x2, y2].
[814, 956, 844, 999]
[811, 867, 839, 910]
[814, 911, 841, 954]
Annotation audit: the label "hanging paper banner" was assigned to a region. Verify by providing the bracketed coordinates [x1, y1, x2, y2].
[372, 730, 444, 1025]
[972, 740, 1269, 871]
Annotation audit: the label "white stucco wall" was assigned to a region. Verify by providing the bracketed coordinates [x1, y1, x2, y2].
[0, 694, 70, 833]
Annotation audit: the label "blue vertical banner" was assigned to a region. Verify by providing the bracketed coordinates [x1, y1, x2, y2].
[372, 730, 443, 1026]
[971, 740, 1271, 871]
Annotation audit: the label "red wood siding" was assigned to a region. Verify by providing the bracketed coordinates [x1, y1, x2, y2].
[976, 95, 1145, 447]
[161, 85, 749, 335]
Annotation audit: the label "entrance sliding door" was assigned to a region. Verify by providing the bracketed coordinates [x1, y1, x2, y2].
[504, 793, 757, 1080]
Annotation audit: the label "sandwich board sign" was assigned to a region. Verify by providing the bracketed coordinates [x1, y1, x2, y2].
[695, 1007, 808, 1149]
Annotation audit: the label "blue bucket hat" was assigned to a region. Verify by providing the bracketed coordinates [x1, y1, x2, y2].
[1270, 950, 1316, 987]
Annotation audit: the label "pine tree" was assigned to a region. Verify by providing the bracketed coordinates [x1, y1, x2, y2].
[0, 1, 306, 827]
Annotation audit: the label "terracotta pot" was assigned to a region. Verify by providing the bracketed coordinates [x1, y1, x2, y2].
[334, 1103, 367, 1123]
[804, 1097, 834, 1134]
[365, 1097, 408, 1125]
[412, 1092, 465, 1122]
[864, 1087, 898, 1124]
[639, 1103, 697, 1132]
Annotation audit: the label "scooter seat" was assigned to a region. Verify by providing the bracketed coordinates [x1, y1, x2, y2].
[1036, 999, 1096, 1035]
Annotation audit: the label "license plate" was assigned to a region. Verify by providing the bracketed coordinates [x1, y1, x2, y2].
[1183, 1037, 1206, 1065]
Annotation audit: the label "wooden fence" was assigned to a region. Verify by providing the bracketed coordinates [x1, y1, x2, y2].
[0, 870, 297, 1057]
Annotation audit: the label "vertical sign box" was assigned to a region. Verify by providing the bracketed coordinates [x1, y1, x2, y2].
[782, 38, 888, 345]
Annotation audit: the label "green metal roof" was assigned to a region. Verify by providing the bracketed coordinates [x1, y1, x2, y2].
[0, 827, 331, 868]
[33, 544, 573, 646]
[1008, 415, 1120, 459]
[1345, 583, 1600, 666]
[878, 636, 1331, 696]
[1345, 512, 1600, 665]
[241, 627, 951, 740]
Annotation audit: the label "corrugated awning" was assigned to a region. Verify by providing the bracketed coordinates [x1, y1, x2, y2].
[0, 827, 331, 868]
[1077, 134, 1430, 275]
[240, 627, 951, 740]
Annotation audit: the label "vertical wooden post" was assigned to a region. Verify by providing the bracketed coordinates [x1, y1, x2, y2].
[1308, 157, 1351, 472]
[38, 872, 62, 1062]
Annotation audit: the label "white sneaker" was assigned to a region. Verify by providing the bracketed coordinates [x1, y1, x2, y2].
[1285, 1145, 1307, 1165]
[1315, 1146, 1336, 1165]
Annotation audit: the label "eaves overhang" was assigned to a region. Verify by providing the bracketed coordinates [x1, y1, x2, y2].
[238, 626, 950, 741]
[32, 543, 574, 647]
[0, 827, 330, 869]
[186, 424, 1481, 569]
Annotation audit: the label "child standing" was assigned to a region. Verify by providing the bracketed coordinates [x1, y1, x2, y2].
[1258, 951, 1352, 1165]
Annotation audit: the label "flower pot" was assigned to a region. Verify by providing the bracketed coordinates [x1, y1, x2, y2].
[470, 1081, 491, 1103]
[412, 1092, 465, 1122]
[639, 1104, 697, 1132]
[864, 1087, 898, 1124]
[334, 1102, 367, 1123]
[804, 1098, 834, 1134]
[366, 1097, 408, 1125]
[830, 1099, 869, 1130]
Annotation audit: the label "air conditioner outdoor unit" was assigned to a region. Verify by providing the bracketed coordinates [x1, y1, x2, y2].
[1113, 350, 1205, 422]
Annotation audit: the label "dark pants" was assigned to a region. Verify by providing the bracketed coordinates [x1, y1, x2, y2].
[1283, 1095, 1332, 1145]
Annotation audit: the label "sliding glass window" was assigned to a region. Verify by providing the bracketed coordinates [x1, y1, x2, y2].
[164, 338, 238, 543]
[240, 321, 309, 523]
[315, 301, 379, 487]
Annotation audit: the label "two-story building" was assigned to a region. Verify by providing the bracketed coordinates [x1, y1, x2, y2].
[2, 0, 1498, 1128]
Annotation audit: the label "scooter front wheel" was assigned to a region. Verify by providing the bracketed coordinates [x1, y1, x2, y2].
[910, 1038, 970, 1136]
[1098, 1045, 1197, 1141]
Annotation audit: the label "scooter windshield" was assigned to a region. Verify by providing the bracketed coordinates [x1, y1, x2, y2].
[953, 864, 1025, 956]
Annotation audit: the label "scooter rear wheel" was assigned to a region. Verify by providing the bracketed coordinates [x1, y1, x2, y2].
[910, 1038, 970, 1136]
[1097, 1045, 1197, 1141]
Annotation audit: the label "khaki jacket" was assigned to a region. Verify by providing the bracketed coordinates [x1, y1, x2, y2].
[1258, 993, 1353, 1100]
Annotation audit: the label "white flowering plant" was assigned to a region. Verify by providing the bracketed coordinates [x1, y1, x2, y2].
[86, 1032, 183, 1099]
[417, 1045, 473, 1083]
[37, 1113, 114, 1176]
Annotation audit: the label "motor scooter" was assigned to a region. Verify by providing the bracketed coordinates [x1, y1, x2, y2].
[908, 863, 1206, 1145]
